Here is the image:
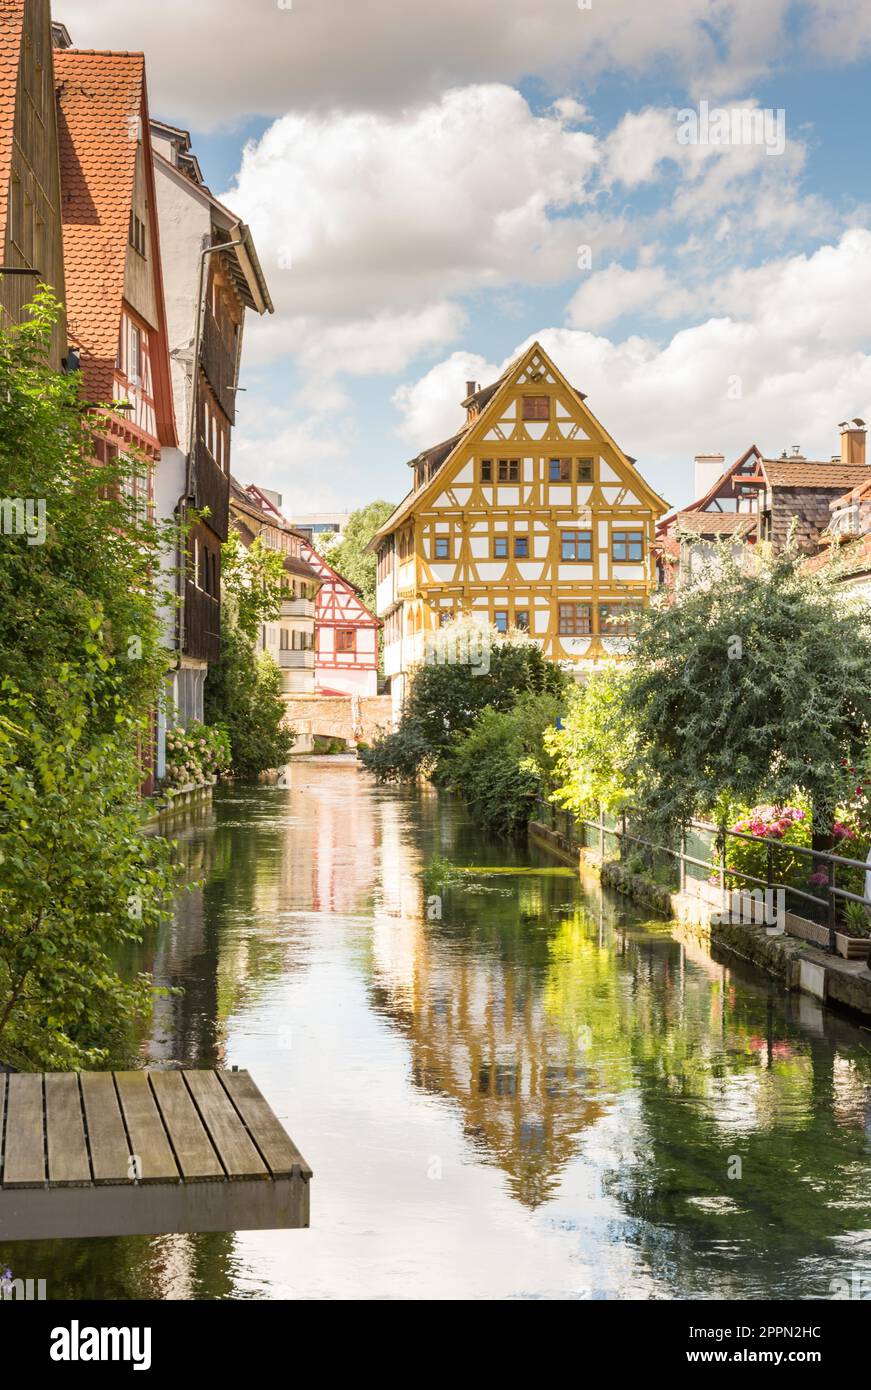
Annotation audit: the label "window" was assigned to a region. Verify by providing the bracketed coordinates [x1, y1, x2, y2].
[128, 211, 146, 257]
[549, 458, 571, 482]
[494, 610, 509, 633]
[129, 325, 142, 384]
[434, 536, 449, 559]
[493, 535, 508, 559]
[480, 459, 493, 483]
[514, 535, 529, 558]
[599, 602, 642, 636]
[558, 603, 592, 636]
[336, 628, 355, 653]
[439, 609, 453, 627]
[497, 459, 519, 483]
[522, 395, 549, 421]
[578, 458, 594, 482]
[561, 529, 592, 561]
[515, 609, 529, 631]
[377, 537, 394, 583]
[612, 530, 644, 562]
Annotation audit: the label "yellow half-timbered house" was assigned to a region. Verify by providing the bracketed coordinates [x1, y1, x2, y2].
[370, 342, 668, 713]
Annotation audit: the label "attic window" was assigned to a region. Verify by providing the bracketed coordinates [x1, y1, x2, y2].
[522, 395, 549, 421]
[129, 212, 146, 258]
[578, 458, 594, 482]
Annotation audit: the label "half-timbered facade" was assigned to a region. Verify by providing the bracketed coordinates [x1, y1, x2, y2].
[299, 542, 379, 697]
[370, 342, 667, 713]
[243, 485, 379, 696]
[0, 0, 65, 364]
[230, 482, 321, 695]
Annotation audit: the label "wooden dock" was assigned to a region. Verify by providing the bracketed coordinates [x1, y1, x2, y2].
[0, 1069, 311, 1241]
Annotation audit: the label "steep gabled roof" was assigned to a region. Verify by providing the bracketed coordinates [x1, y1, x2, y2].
[55, 49, 144, 401]
[229, 477, 320, 581]
[55, 48, 176, 445]
[657, 445, 763, 535]
[369, 340, 668, 550]
[0, 0, 25, 250]
[299, 539, 380, 627]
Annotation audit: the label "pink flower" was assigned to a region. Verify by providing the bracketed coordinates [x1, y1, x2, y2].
[808, 869, 829, 886]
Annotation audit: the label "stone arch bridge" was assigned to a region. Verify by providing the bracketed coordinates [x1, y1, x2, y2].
[281, 693, 393, 753]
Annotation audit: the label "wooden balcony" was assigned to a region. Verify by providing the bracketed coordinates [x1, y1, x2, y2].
[200, 307, 237, 424]
[194, 437, 230, 541]
[183, 581, 220, 664]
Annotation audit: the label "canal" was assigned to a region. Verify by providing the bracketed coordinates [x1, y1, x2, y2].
[3, 757, 871, 1299]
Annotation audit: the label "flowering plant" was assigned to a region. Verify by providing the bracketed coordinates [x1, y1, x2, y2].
[164, 721, 231, 789]
[723, 803, 811, 895]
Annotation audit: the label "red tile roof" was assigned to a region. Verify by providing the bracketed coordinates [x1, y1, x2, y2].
[0, 1, 26, 250]
[656, 445, 762, 535]
[675, 511, 757, 537]
[55, 49, 145, 402]
[760, 460, 870, 488]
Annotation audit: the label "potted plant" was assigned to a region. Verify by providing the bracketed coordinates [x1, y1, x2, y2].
[835, 900, 871, 962]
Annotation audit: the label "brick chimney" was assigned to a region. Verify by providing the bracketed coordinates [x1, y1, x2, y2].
[840, 419, 867, 466]
[463, 380, 480, 424]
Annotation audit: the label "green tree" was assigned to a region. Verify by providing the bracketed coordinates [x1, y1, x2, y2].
[204, 528, 295, 778]
[443, 691, 567, 836]
[360, 619, 568, 782]
[604, 546, 871, 840]
[0, 674, 174, 1068]
[0, 292, 179, 1067]
[547, 663, 638, 821]
[320, 500, 394, 612]
[219, 527, 286, 642]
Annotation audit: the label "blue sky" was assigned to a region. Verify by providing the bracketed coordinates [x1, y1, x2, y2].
[58, 0, 871, 518]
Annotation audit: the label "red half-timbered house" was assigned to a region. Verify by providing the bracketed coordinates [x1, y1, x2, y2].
[245, 485, 380, 697]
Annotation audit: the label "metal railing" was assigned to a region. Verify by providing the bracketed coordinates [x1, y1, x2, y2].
[534, 799, 871, 956]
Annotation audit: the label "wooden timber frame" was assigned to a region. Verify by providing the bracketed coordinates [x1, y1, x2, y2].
[0, 1069, 311, 1241]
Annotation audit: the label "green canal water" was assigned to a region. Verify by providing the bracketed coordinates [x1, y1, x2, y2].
[3, 758, 871, 1299]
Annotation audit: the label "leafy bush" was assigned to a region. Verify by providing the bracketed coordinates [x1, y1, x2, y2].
[164, 720, 231, 788]
[441, 691, 566, 836]
[205, 628, 295, 779]
[547, 662, 636, 821]
[724, 804, 812, 891]
[360, 619, 568, 782]
[0, 293, 179, 1067]
[0, 672, 178, 1069]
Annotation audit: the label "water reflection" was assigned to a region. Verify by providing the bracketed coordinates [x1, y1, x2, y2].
[2, 760, 870, 1299]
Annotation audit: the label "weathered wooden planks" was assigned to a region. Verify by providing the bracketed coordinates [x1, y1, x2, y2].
[184, 1069, 268, 1179]
[219, 1069, 312, 1178]
[4, 1073, 45, 1187]
[80, 1071, 132, 1184]
[45, 1073, 90, 1185]
[150, 1070, 223, 1181]
[0, 1069, 311, 1238]
[114, 1070, 179, 1183]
